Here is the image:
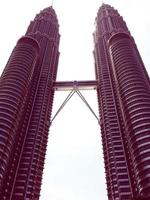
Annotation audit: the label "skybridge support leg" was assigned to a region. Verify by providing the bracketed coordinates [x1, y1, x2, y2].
[51, 80, 99, 124]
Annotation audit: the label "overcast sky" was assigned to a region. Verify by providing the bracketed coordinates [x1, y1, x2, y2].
[0, 1, 150, 200]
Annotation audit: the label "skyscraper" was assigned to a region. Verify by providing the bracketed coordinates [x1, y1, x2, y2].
[94, 4, 150, 200]
[1, 2, 150, 200]
[0, 7, 59, 199]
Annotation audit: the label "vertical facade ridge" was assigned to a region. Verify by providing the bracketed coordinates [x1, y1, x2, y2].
[94, 3, 150, 200]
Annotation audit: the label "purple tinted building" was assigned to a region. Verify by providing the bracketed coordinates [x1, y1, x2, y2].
[0, 7, 59, 199]
[1, 2, 150, 200]
[94, 4, 150, 200]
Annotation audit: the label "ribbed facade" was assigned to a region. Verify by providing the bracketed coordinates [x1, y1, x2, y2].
[0, 7, 59, 199]
[94, 4, 150, 200]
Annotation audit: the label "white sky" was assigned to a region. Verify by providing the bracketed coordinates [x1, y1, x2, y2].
[0, 1, 150, 200]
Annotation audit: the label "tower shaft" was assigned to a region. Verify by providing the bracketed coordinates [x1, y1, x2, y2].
[0, 7, 60, 199]
[94, 4, 150, 200]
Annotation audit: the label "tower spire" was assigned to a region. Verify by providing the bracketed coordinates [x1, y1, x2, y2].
[51, 0, 54, 7]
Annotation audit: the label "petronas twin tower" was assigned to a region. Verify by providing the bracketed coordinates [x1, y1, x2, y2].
[0, 3, 150, 200]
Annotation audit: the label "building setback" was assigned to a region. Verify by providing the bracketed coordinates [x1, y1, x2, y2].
[94, 4, 150, 200]
[0, 7, 60, 199]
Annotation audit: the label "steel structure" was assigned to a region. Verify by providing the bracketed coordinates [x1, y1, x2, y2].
[0, 3, 150, 200]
